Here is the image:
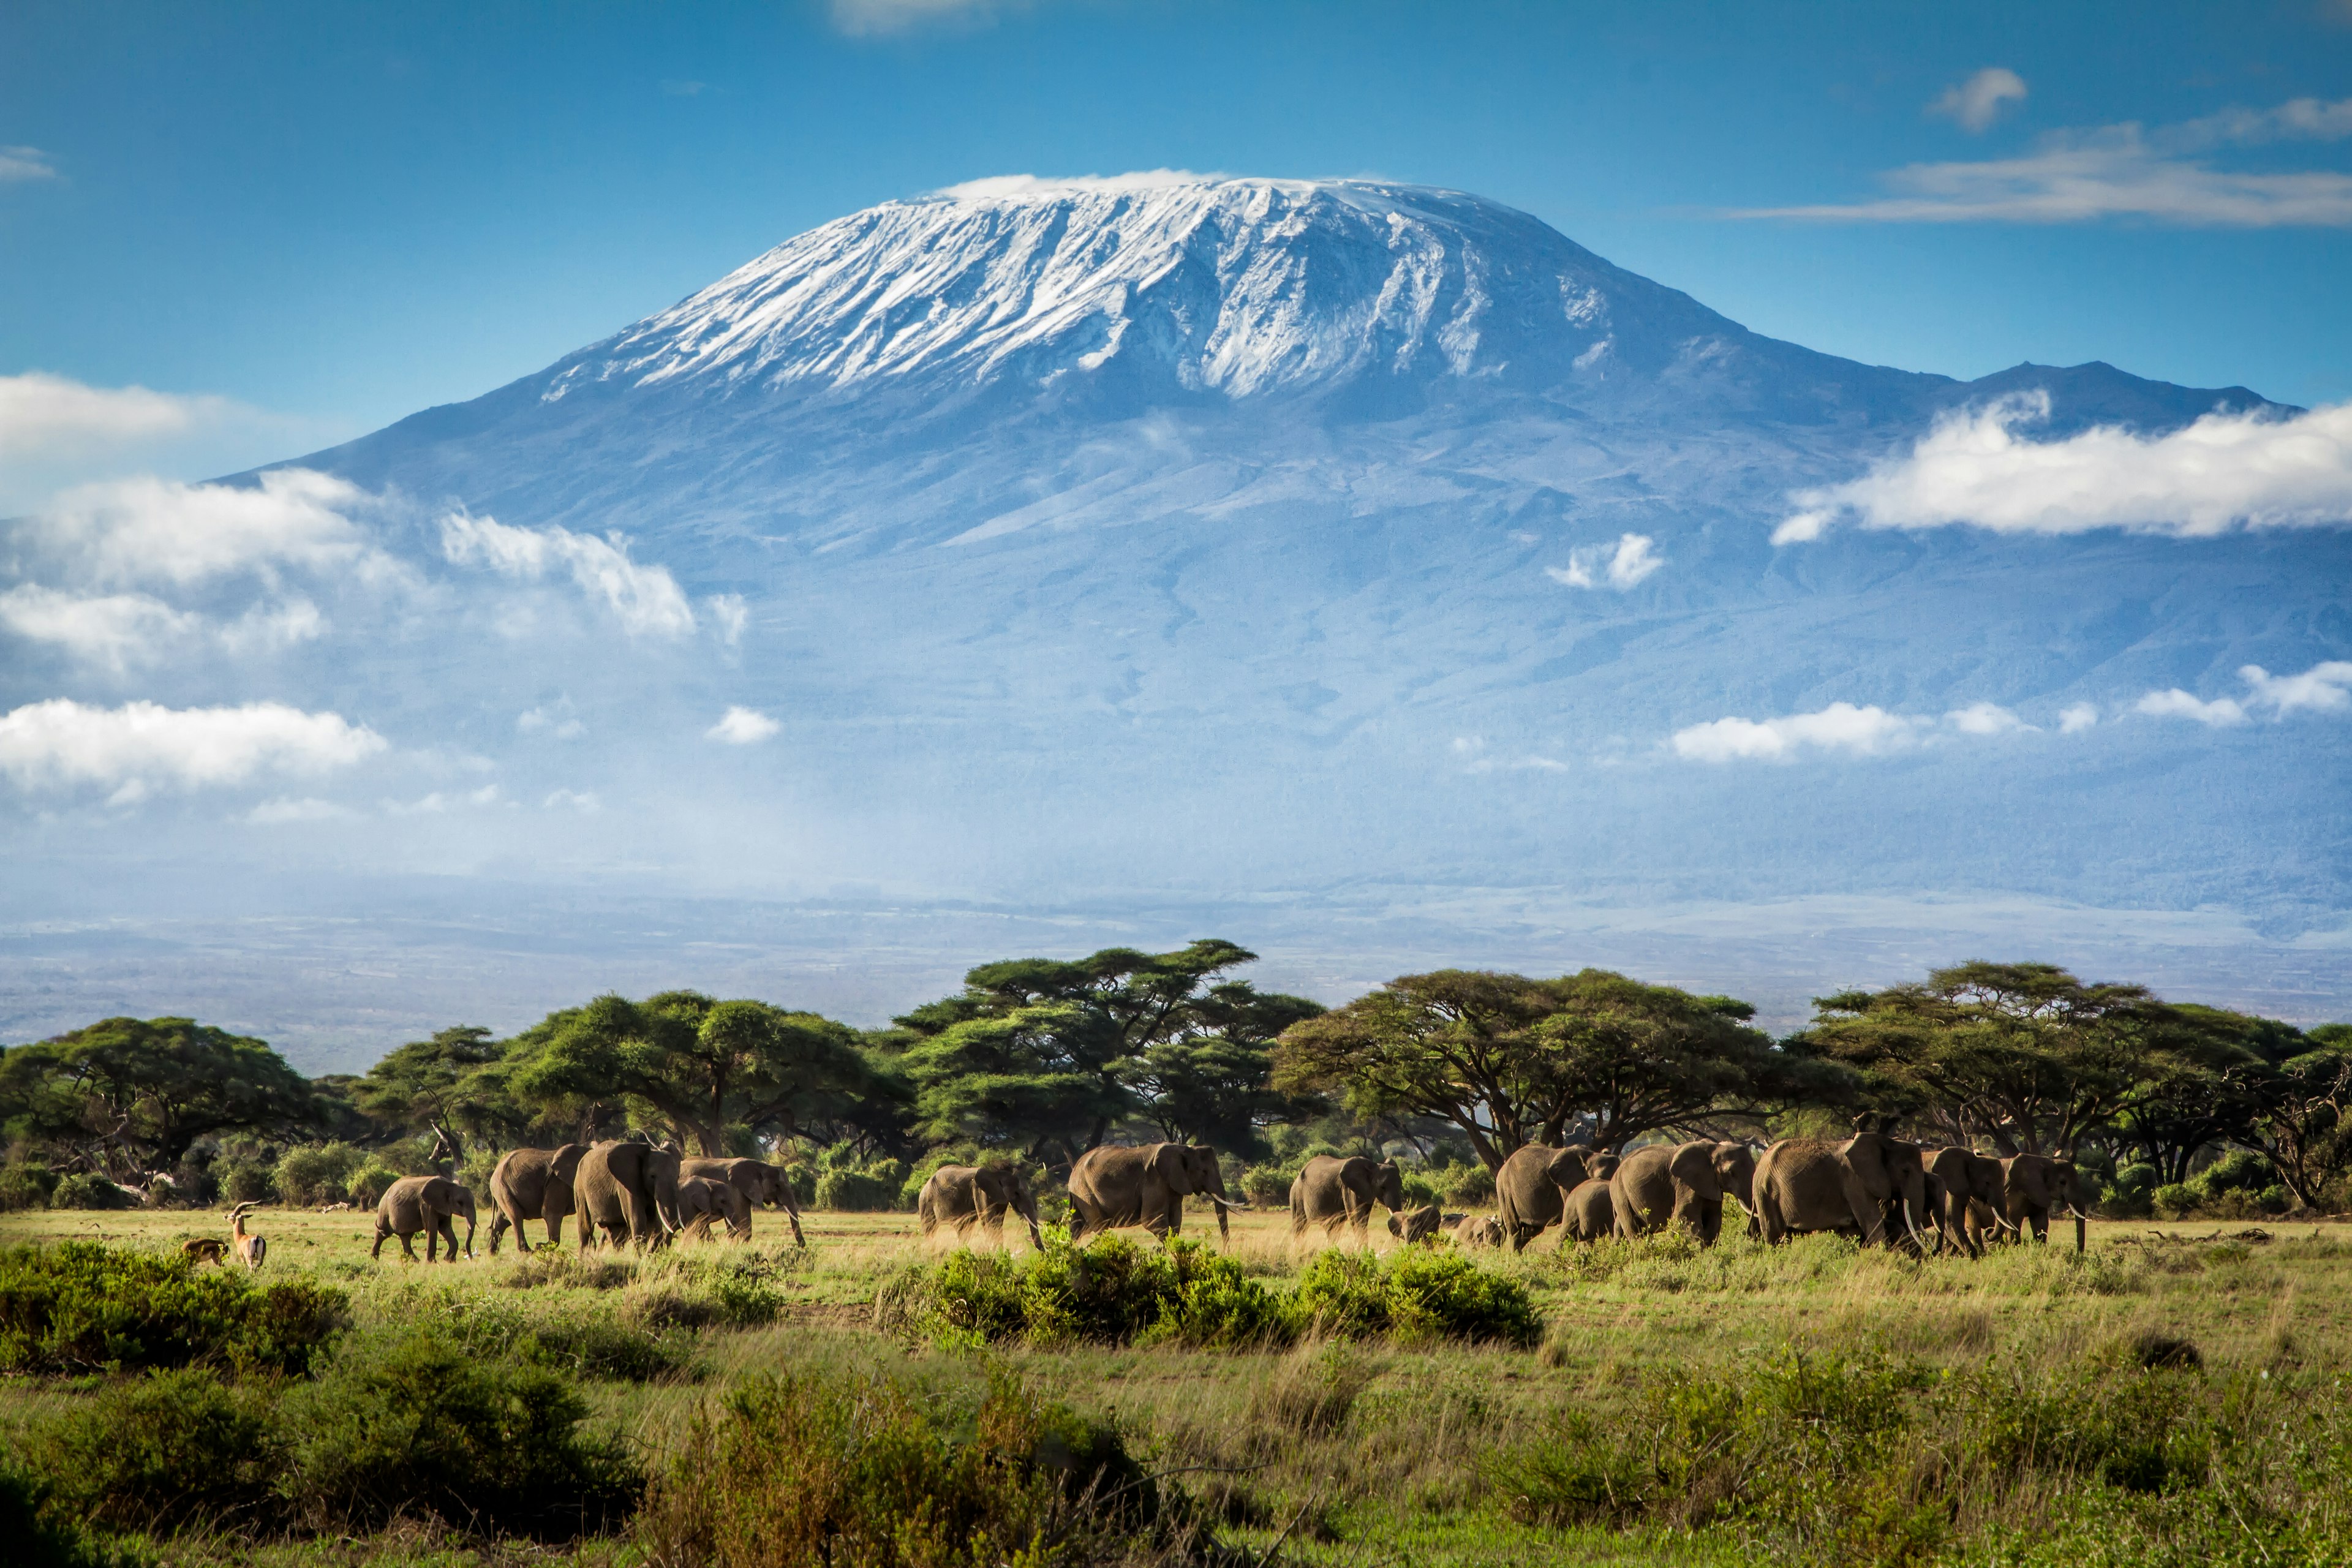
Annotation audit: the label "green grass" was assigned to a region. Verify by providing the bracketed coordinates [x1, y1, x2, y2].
[2, 1205, 2346, 1565]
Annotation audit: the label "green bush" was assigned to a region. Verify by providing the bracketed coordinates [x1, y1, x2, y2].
[813, 1157, 908, 1212]
[273, 1142, 364, 1207]
[345, 1161, 400, 1207]
[0, 1241, 346, 1376]
[277, 1327, 641, 1536]
[1386, 1250, 1542, 1346]
[636, 1366, 1155, 1567]
[886, 1235, 1297, 1349]
[1294, 1251, 1392, 1338]
[0, 1164, 57, 1213]
[213, 1159, 276, 1204]
[50, 1174, 135, 1210]
[26, 1367, 278, 1531]
[0, 1462, 142, 1568]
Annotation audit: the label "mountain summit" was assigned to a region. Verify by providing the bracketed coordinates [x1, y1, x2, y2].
[26, 173, 2332, 1056]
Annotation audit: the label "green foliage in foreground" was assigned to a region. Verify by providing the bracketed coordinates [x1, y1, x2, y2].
[21, 1330, 641, 1541]
[639, 1367, 1163, 1568]
[0, 1241, 346, 1376]
[878, 1234, 1540, 1349]
[1489, 1346, 2352, 1567]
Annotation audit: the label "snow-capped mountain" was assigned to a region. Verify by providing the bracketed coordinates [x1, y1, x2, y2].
[4, 176, 2345, 1064]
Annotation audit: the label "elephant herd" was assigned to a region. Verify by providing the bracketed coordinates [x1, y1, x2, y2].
[1463, 1131, 2097, 1256]
[360, 1129, 2097, 1266]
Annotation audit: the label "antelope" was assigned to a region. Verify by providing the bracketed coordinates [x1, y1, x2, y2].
[230, 1202, 267, 1270]
[181, 1236, 229, 1266]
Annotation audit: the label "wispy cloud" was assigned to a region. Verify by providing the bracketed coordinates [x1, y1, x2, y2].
[831, 0, 1010, 36]
[1734, 96, 2352, 226]
[385, 784, 502, 816]
[0, 586, 202, 673]
[440, 511, 696, 638]
[707, 593, 749, 646]
[1929, 68, 2027, 134]
[2135, 688, 2247, 726]
[1774, 393, 2352, 543]
[2242, 660, 2352, 714]
[0, 145, 58, 183]
[0, 699, 385, 799]
[707, 706, 779, 744]
[1545, 532, 1664, 590]
[19, 468, 380, 586]
[517, 699, 586, 739]
[1672, 703, 1918, 763]
[247, 796, 356, 824]
[2059, 703, 2100, 734]
[0, 372, 239, 457]
[1672, 698, 2055, 762]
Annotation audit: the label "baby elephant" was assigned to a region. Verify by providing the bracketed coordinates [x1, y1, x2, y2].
[1387, 1204, 1444, 1244]
[181, 1235, 229, 1267]
[1452, 1214, 1506, 1248]
[373, 1175, 477, 1262]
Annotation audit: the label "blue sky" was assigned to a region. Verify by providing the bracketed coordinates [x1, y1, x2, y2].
[4, 0, 2351, 501]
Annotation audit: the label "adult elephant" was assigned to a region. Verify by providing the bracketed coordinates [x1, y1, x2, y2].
[575, 1140, 684, 1250]
[1562, 1178, 1616, 1242]
[2002, 1153, 2095, 1243]
[1494, 1144, 1595, 1252]
[680, 1156, 807, 1248]
[372, 1175, 477, 1262]
[1752, 1132, 1931, 1250]
[486, 1144, 587, 1254]
[674, 1175, 753, 1240]
[919, 1163, 1044, 1250]
[1290, 1155, 1406, 1240]
[1067, 1142, 1243, 1243]
[1610, 1141, 1730, 1243]
[1713, 1143, 1760, 1236]
[1923, 1147, 2011, 1257]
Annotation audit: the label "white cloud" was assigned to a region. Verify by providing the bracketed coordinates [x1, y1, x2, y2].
[1775, 393, 2352, 542]
[2059, 703, 2100, 734]
[707, 706, 780, 744]
[23, 468, 377, 585]
[543, 788, 600, 812]
[0, 585, 202, 671]
[0, 372, 242, 459]
[707, 593, 749, 646]
[440, 511, 696, 638]
[0, 699, 386, 793]
[832, 0, 1007, 36]
[1946, 701, 2031, 735]
[1546, 532, 1665, 590]
[2135, 689, 2247, 726]
[1672, 703, 1918, 763]
[1930, 68, 2027, 134]
[0, 145, 58, 183]
[246, 796, 355, 824]
[1735, 97, 2352, 226]
[2242, 660, 2352, 714]
[518, 701, 586, 739]
[386, 785, 502, 815]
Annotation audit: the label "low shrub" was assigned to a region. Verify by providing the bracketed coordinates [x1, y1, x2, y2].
[1294, 1251, 1391, 1338]
[50, 1173, 136, 1210]
[0, 1241, 347, 1376]
[1386, 1250, 1542, 1346]
[277, 1327, 641, 1536]
[345, 1161, 400, 1207]
[884, 1235, 1298, 1349]
[636, 1366, 1157, 1567]
[26, 1366, 279, 1531]
[0, 1163, 58, 1213]
[813, 1163, 905, 1212]
[273, 1142, 365, 1207]
[0, 1463, 141, 1568]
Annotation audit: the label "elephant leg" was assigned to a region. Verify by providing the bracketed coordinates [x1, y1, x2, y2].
[1757, 1182, 1787, 1245]
[1836, 1166, 1890, 1246]
[546, 1213, 564, 1247]
[399, 1231, 420, 1261]
[371, 1229, 388, 1260]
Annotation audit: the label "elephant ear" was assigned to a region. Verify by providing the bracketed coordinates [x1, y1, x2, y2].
[1152, 1143, 1188, 1187]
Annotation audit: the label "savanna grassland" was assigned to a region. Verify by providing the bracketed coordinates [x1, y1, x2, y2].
[6, 1202, 2348, 1568]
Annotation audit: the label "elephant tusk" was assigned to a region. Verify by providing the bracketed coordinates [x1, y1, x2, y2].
[1210, 1194, 1250, 1209]
[1902, 1203, 1926, 1253]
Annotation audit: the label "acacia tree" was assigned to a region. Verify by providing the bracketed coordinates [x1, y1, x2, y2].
[508, 992, 874, 1156]
[2250, 1025, 2352, 1208]
[353, 1025, 516, 1164]
[1799, 962, 2184, 1154]
[2108, 1006, 2275, 1182]
[0, 1017, 314, 1175]
[892, 939, 1317, 1163]
[1272, 968, 1800, 1169]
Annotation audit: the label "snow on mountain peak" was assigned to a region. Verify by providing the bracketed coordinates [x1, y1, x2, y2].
[540, 174, 1705, 406]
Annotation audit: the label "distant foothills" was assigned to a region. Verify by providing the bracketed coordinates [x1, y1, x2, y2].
[2, 942, 2345, 1224]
